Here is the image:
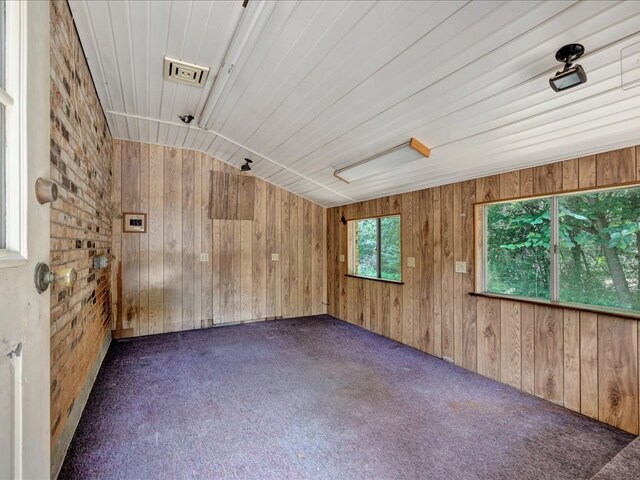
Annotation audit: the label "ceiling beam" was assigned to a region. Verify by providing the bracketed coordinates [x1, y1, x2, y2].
[105, 110, 357, 204]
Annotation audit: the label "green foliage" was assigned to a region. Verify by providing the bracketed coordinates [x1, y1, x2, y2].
[486, 198, 551, 299]
[558, 187, 639, 311]
[356, 219, 378, 278]
[486, 186, 640, 312]
[354, 215, 401, 281]
[380, 216, 401, 280]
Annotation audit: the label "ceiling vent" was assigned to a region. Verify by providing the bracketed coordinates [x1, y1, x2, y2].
[163, 56, 209, 87]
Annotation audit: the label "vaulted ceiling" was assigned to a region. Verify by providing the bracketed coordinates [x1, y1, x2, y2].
[69, 0, 640, 207]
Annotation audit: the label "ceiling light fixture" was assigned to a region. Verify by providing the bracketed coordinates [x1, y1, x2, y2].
[241, 158, 253, 172]
[334, 138, 431, 184]
[197, 1, 276, 130]
[549, 43, 587, 92]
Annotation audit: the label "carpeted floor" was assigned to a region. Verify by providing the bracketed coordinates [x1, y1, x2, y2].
[59, 315, 635, 480]
[592, 435, 640, 479]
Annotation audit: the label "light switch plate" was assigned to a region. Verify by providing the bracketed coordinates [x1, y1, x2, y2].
[271, 253, 279, 261]
[200, 253, 209, 262]
[339, 254, 345, 263]
[455, 261, 467, 273]
[407, 257, 416, 268]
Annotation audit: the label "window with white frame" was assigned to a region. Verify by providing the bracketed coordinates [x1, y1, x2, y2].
[1, 0, 6, 250]
[0, 0, 27, 265]
[480, 185, 640, 314]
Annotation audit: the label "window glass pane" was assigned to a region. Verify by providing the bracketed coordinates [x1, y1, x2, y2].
[559, 187, 640, 311]
[486, 198, 551, 299]
[0, 104, 4, 249]
[0, 0, 4, 249]
[380, 215, 401, 280]
[0, 0, 5, 89]
[355, 218, 378, 278]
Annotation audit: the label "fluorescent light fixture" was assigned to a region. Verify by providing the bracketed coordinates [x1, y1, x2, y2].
[334, 138, 430, 184]
[197, 1, 276, 129]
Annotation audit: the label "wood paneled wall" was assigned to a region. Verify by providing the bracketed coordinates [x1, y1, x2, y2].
[112, 140, 326, 337]
[327, 145, 640, 434]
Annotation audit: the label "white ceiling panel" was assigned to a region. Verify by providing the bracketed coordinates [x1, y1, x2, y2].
[69, 0, 640, 207]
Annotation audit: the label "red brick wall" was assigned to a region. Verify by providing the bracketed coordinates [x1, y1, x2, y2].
[49, 0, 113, 473]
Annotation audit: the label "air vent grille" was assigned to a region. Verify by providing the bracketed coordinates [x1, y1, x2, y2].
[163, 56, 209, 87]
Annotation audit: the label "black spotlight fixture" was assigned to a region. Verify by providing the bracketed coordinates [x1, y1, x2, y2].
[549, 43, 587, 92]
[179, 114, 194, 125]
[241, 158, 253, 172]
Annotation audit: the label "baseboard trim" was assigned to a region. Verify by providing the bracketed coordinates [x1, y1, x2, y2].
[51, 331, 111, 479]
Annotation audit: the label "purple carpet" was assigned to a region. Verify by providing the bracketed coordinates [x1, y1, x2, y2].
[59, 315, 634, 480]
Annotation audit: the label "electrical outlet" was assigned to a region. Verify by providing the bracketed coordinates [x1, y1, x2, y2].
[200, 253, 209, 262]
[455, 261, 467, 273]
[271, 253, 279, 261]
[339, 254, 345, 263]
[407, 257, 416, 268]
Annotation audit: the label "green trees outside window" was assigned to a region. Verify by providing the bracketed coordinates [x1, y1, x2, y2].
[351, 215, 401, 281]
[485, 185, 640, 313]
[486, 198, 551, 299]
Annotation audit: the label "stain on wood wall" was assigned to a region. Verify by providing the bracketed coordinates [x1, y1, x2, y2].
[112, 140, 326, 337]
[327, 145, 640, 434]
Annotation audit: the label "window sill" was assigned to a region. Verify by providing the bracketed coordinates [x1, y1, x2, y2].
[469, 291, 640, 320]
[345, 274, 404, 285]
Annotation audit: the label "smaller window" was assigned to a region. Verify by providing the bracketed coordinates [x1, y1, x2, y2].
[348, 215, 401, 282]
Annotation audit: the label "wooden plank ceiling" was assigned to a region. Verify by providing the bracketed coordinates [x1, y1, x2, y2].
[69, 0, 640, 207]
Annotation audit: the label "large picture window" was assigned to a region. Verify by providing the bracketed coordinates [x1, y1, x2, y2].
[348, 215, 401, 282]
[481, 185, 640, 314]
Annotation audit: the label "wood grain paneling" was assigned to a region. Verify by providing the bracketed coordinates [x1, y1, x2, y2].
[476, 175, 499, 202]
[499, 171, 520, 200]
[578, 155, 597, 188]
[182, 150, 195, 330]
[148, 144, 164, 334]
[598, 315, 638, 433]
[139, 144, 150, 336]
[419, 188, 434, 354]
[562, 159, 579, 191]
[201, 155, 213, 328]
[596, 147, 636, 186]
[121, 140, 140, 333]
[432, 187, 442, 358]
[441, 185, 454, 362]
[477, 297, 500, 381]
[210, 171, 256, 221]
[580, 312, 598, 418]
[326, 143, 640, 434]
[563, 310, 580, 412]
[115, 140, 325, 336]
[534, 163, 563, 195]
[500, 300, 521, 389]
[163, 147, 182, 333]
[534, 306, 564, 405]
[521, 303, 535, 395]
[520, 168, 534, 196]
[461, 181, 476, 371]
